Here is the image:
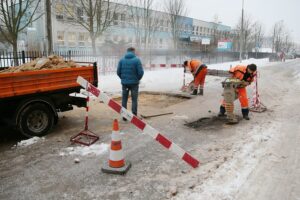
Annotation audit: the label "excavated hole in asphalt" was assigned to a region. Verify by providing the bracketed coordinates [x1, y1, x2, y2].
[185, 116, 243, 130]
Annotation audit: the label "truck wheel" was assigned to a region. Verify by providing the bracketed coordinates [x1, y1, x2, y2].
[18, 103, 55, 137]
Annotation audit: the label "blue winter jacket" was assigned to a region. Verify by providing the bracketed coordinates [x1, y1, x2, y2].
[117, 51, 144, 85]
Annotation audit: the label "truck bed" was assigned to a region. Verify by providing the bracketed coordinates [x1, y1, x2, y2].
[0, 65, 97, 99]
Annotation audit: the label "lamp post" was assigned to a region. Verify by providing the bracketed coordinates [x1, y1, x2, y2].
[239, 0, 244, 62]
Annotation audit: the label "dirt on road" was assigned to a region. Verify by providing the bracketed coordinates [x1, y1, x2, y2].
[0, 60, 299, 200]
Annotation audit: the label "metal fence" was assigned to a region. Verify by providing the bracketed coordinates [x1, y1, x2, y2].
[0, 50, 273, 72]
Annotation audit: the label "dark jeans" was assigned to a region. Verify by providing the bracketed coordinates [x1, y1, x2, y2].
[122, 84, 139, 115]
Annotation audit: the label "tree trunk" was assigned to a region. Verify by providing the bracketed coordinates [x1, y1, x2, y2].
[91, 36, 96, 55]
[46, 0, 53, 54]
[12, 41, 19, 66]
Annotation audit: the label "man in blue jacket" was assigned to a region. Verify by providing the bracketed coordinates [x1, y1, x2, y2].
[117, 47, 144, 120]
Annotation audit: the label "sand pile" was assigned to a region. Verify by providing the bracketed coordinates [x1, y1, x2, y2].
[0, 55, 80, 73]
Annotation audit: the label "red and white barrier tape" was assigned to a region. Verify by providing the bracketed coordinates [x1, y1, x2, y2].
[84, 82, 90, 130]
[101, 64, 181, 73]
[251, 75, 260, 107]
[77, 76, 200, 168]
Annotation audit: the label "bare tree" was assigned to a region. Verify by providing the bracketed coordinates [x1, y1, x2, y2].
[252, 21, 264, 54]
[127, 0, 161, 50]
[235, 13, 253, 53]
[272, 21, 284, 53]
[211, 14, 222, 48]
[283, 33, 294, 53]
[271, 21, 294, 54]
[164, 0, 187, 49]
[0, 0, 42, 65]
[63, 0, 119, 54]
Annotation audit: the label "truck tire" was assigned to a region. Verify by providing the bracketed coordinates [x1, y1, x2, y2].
[18, 103, 55, 137]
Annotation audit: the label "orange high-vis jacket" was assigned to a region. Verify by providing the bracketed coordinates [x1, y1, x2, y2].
[188, 60, 202, 75]
[229, 65, 255, 83]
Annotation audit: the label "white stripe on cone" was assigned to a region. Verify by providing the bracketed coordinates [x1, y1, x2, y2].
[109, 149, 124, 161]
[112, 131, 121, 141]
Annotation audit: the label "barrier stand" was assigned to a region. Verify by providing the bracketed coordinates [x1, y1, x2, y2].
[250, 74, 267, 113]
[77, 76, 200, 168]
[70, 83, 99, 146]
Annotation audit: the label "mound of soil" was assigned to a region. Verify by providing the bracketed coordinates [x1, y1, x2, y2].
[0, 55, 80, 73]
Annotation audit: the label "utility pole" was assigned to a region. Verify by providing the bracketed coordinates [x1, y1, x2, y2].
[239, 0, 244, 62]
[46, 0, 53, 54]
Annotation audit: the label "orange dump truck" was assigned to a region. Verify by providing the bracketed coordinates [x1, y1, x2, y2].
[0, 62, 98, 137]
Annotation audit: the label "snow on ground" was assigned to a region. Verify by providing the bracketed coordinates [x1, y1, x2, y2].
[173, 123, 280, 200]
[294, 71, 300, 84]
[99, 58, 271, 94]
[14, 137, 44, 148]
[59, 143, 109, 157]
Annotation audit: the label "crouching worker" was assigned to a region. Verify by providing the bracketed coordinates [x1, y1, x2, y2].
[183, 60, 208, 95]
[218, 64, 257, 123]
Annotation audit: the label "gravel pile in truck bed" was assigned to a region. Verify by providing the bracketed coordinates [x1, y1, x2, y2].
[0, 55, 80, 73]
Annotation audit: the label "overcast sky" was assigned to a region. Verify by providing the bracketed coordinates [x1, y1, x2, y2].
[185, 0, 300, 43]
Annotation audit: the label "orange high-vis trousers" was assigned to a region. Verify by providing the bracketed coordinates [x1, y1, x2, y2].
[222, 87, 249, 109]
[194, 68, 208, 89]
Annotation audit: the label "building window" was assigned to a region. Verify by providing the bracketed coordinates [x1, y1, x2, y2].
[113, 13, 119, 25]
[85, 33, 91, 46]
[78, 33, 85, 46]
[121, 14, 126, 21]
[77, 8, 83, 22]
[68, 32, 76, 46]
[113, 35, 118, 42]
[159, 38, 163, 44]
[55, 3, 64, 20]
[65, 3, 75, 20]
[57, 31, 64, 45]
[160, 19, 164, 27]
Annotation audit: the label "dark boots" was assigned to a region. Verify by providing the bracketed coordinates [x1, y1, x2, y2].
[218, 106, 226, 117]
[191, 89, 197, 95]
[199, 88, 204, 95]
[242, 108, 250, 120]
[191, 88, 203, 95]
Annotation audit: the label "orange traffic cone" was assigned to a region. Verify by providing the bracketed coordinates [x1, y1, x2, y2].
[101, 119, 131, 175]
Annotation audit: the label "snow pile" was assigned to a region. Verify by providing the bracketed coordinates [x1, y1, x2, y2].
[99, 58, 270, 94]
[15, 137, 44, 148]
[60, 143, 109, 156]
[173, 124, 279, 200]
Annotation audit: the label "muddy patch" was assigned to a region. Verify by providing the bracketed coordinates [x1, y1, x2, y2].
[114, 93, 190, 108]
[185, 116, 243, 130]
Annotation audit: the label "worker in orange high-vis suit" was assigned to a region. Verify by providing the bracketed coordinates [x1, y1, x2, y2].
[218, 64, 257, 120]
[183, 60, 208, 95]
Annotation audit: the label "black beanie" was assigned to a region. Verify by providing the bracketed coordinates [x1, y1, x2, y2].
[248, 64, 257, 71]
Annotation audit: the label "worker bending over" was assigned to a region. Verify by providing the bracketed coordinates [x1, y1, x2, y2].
[218, 64, 257, 122]
[183, 60, 208, 95]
